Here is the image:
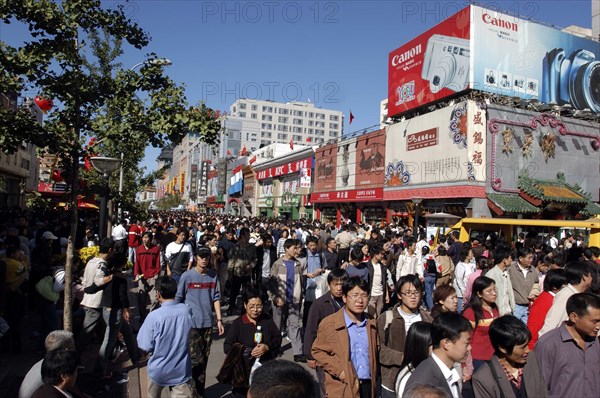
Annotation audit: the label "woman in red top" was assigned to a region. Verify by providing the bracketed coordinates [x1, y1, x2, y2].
[463, 276, 499, 372]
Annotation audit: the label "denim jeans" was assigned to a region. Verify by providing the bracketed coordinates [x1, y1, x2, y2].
[424, 274, 437, 309]
[514, 304, 529, 323]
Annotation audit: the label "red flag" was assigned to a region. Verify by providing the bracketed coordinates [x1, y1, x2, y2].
[306, 137, 311, 142]
[349, 111, 355, 124]
[289, 138, 294, 150]
[241, 145, 247, 156]
[227, 149, 231, 156]
[249, 155, 257, 164]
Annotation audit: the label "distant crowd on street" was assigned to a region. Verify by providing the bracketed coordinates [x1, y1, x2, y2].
[1, 206, 599, 398]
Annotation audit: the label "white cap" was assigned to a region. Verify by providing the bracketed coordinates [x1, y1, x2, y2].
[42, 231, 58, 240]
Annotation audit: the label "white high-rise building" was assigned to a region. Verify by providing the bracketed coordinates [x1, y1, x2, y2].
[229, 99, 343, 148]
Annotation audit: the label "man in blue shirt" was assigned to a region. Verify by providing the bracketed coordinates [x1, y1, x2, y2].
[176, 247, 225, 398]
[312, 276, 379, 398]
[137, 276, 194, 398]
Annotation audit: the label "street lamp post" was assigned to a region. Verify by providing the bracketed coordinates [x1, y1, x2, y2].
[117, 58, 173, 220]
[412, 197, 423, 237]
[91, 157, 122, 240]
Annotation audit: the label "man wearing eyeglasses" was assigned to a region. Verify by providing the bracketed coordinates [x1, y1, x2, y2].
[176, 246, 224, 398]
[377, 274, 433, 397]
[312, 276, 379, 398]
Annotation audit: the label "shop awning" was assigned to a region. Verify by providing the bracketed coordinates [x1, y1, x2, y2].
[518, 174, 588, 206]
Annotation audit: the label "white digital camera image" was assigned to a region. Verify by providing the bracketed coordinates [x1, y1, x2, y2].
[541, 47, 600, 112]
[421, 34, 471, 94]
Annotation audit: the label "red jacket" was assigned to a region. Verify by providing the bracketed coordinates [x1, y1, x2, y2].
[527, 290, 554, 349]
[134, 243, 161, 278]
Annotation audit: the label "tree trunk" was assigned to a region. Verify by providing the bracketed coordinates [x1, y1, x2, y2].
[63, 145, 79, 332]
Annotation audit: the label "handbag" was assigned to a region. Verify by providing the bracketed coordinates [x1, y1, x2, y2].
[36, 276, 60, 303]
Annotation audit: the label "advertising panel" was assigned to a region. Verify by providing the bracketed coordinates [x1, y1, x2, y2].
[355, 129, 386, 188]
[257, 180, 273, 208]
[385, 100, 486, 188]
[471, 5, 600, 113]
[255, 157, 313, 180]
[300, 168, 312, 188]
[313, 143, 338, 192]
[388, 5, 600, 118]
[388, 6, 471, 118]
[336, 137, 357, 191]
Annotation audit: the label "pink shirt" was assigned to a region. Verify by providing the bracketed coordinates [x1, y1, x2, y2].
[463, 269, 482, 303]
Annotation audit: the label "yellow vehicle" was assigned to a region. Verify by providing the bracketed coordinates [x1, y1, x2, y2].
[449, 218, 600, 247]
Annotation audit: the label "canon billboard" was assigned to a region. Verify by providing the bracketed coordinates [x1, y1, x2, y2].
[388, 5, 600, 118]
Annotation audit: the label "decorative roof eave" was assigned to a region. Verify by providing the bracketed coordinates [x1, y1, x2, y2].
[582, 202, 600, 217]
[487, 193, 540, 215]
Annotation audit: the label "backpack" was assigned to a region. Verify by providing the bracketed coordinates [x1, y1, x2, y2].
[426, 257, 438, 275]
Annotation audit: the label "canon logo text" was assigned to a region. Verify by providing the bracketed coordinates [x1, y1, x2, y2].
[482, 13, 518, 32]
[391, 44, 422, 66]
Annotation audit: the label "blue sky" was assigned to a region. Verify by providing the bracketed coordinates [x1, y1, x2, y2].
[1, 0, 595, 173]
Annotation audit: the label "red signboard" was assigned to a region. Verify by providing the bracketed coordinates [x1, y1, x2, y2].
[313, 143, 338, 192]
[407, 128, 438, 151]
[312, 188, 383, 203]
[388, 6, 471, 118]
[355, 129, 386, 188]
[256, 157, 313, 180]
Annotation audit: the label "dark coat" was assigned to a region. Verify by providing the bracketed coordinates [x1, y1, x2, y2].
[472, 353, 548, 398]
[303, 292, 344, 359]
[377, 304, 434, 390]
[405, 355, 454, 397]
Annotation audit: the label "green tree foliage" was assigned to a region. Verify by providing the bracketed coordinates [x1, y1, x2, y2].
[0, 0, 221, 329]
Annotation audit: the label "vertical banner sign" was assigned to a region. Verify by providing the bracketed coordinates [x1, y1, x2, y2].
[190, 164, 198, 200]
[199, 161, 209, 199]
[467, 101, 487, 182]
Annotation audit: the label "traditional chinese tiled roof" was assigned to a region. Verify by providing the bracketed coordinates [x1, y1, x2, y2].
[518, 175, 588, 205]
[487, 193, 540, 214]
[582, 201, 600, 217]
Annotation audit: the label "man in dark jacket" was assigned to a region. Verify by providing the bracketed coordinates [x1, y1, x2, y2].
[255, 233, 277, 292]
[303, 268, 348, 397]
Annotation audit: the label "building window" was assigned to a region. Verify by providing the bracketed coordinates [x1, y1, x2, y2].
[329, 131, 338, 137]
[315, 121, 325, 128]
[239, 103, 246, 109]
[239, 112, 246, 118]
[308, 112, 314, 118]
[330, 115, 339, 121]
[261, 131, 272, 138]
[277, 125, 288, 132]
[277, 133, 288, 140]
[293, 135, 302, 141]
[315, 129, 325, 136]
[316, 113, 325, 119]
[329, 123, 338, 129]
[278, 108, 289, 115]
[278, 116, 288, 123]
[262, 114, 272, 121]
[262, 106, 273, 112]
[293, 118, 303, 125]
[308, 120, 314, 126]
[251, 104, 257, 111]
[251, 113, 257, 119]
[293, 110, 303, 116]
[261, 123, 272, 129]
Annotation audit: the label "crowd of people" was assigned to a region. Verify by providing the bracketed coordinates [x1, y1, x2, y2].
[1, 208, 599, 398]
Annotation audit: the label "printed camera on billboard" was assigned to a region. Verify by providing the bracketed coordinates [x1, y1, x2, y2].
[421, 34, 470, 94]
[541, 48, 600, 112]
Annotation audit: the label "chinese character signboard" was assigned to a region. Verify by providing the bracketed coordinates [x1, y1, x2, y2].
[312, 188, 384, 203]
[255, 157, 312, 180]
[407, 128, 438, 151]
